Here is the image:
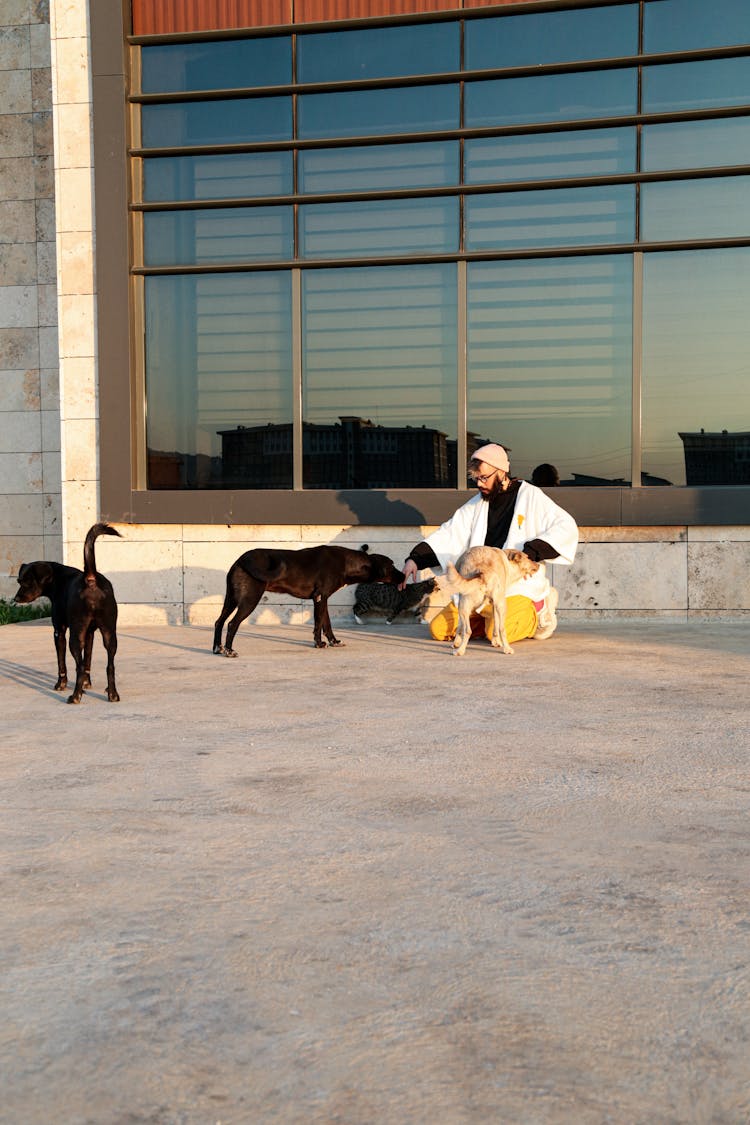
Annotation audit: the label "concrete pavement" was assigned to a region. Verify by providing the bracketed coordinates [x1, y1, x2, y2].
[1, 616, 749, 1124]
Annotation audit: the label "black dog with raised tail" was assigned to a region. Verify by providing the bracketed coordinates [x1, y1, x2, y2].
[14, 522, 122, 704]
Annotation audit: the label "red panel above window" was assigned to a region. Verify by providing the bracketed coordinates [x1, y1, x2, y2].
[132, 0, 539, 34]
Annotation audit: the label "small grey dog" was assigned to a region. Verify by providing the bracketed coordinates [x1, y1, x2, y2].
[353, 577, 437, 624]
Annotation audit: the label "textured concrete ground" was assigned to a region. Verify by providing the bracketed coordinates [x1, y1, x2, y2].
[1, 617, 749, 1125]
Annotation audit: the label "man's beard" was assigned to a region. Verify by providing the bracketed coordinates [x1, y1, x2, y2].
[479, 475, 506, 500]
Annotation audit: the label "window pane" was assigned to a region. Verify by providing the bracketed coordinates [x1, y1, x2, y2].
[467, 257, 633, 484]
[642, 117, 750, 171]
[641, 177, 750, 241]
[300, 197, 458, 259]
[140, 37, 291, 94]
[298, 22, 458, 82]
[302, 265, 458, 488]
[299, 141, 458, 194]
[643, 58, 750, 113]
[298, 85, 459, 140]
[645, 0, 750, 52]
[465, 70, 638, 128]
[141, 98, 292, 148]
[144, 208, 292, 266]
[466, 5, 638, 69]
[642, 248, 750, 486]
[466, 185, 634, 251]
[145, 273, 293, 490]
[465, 128, 636, 184]
[143, 152, 293, 202]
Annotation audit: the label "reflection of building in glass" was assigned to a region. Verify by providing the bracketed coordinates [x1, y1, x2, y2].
[218, 417, 452, 489]
[679, 430, 750, 485]
[567, 472, 672, 486]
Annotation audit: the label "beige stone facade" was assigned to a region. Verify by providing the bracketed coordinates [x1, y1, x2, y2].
[1, 0, 748, 624]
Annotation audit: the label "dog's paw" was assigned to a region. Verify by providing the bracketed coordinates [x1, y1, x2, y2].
[66, 694, 82, 704]
[54, 679, 67, 691]
[107, 690, 120, 702]
[224, 648, 238, 658]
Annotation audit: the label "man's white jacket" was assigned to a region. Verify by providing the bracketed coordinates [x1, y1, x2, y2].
[423, 481, 579, 602]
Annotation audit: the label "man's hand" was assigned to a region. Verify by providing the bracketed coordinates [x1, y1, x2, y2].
[399, 559, 418, 589]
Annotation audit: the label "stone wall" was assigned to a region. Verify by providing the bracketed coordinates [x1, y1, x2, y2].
[87, 523, 750, 628]
[0, 0, 60, 600]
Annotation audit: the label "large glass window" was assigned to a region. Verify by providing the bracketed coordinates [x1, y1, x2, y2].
[642, 249, 750, 487]
[467, 257, 633, 485]
[125, 2, 750, 510]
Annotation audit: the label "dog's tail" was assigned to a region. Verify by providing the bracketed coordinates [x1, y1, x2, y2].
[444, 562, 486, 595]
[83, 522, 121, 583]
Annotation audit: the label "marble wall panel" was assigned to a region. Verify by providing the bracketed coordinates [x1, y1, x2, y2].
[0, 449, 41, 491]
[0, 367, 39, 410]
[0, 408, 41, 451]
[560, 540, 688, 611]
[687, 541, 750, 610]
[86, 536, 184, 605]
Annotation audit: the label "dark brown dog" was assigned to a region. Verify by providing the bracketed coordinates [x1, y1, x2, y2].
[14, 522, 122, 703]
[213, 544, 404, 655]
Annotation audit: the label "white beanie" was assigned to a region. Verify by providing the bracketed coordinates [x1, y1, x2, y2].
[471, 443, 510, 473]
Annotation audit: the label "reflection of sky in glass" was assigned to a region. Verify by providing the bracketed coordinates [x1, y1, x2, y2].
[300, 198, 458, 259]
[642, 248, 750, 486]
[466, 4, 637, 68]
[302, 264, 457, 440]
[143, 152, 293, 201]
[298, 22, 458, 82]
[466, 186, 634, 251]
[643, 58, 750, 112]
[144, 208, 293, 266]
[141, 98, 292, 147]
[642, 177, 750, 242]
[465, 70, 637, 128]
[299, 141, 458, 194]
[467, 257, 633, 484]
[145, 273, 292, 458]
[644, 0, 750, 52]
[298, 85, 459, 139]
[141, 37, 291, 93]
[465, 129, 635, 184]
[642, 117, 750, 171]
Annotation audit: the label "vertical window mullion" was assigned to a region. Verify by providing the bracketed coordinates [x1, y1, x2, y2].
[457, 259, 467, 487]
[631, 251, 643, 489]
[292, 268, 303, 491]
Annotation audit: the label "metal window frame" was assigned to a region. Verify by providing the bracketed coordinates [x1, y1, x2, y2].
[93, 0, 750, 526]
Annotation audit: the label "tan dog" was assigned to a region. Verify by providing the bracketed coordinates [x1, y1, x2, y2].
[444, 546, 540, 656]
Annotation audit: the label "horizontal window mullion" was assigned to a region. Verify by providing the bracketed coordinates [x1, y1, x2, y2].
[130, 234, 750, 277]
[129, 104, 750, 159]
[130, 163, 750, 212]
[131, 44, 750, 103]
